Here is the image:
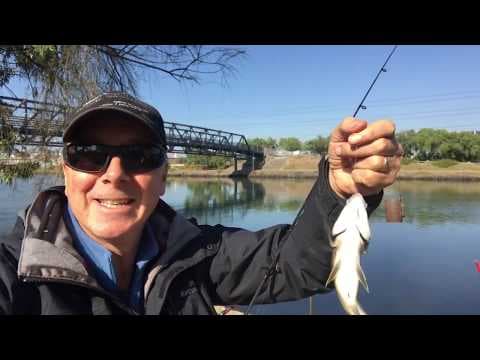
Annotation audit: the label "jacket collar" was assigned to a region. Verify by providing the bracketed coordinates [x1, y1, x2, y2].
[17, 186, 201, 287]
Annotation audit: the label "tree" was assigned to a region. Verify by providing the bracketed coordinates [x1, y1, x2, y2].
[247, 137, 277, 149]
[185, 154, 229, 169]
[278, 137, 302, 151]
[0, 45, 246, 183]
[304, 135, 329, 154]
[396, 130, 416, 159]
[1, 45, 246, 106]
[396, 128, 480, 162]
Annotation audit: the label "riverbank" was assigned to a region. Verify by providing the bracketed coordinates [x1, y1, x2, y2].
[396, 161, 480, 181]
[168, 155, 480, 181]
[31, 155, 480, 181]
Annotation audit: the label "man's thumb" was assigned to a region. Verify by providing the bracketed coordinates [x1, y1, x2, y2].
[330, 117, 368, 142]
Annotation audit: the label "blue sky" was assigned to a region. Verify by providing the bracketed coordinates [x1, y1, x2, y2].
[3, 45, 480, 141]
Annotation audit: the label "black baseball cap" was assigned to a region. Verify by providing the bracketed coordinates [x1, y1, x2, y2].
[63, 92, 167, 148]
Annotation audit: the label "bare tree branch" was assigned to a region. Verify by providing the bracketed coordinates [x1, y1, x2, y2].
[0, 44, 246, 177]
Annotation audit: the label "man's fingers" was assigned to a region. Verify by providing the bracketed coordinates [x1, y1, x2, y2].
[351, 168, 397, 190]
[330, 117, 368, 142]
[347, 119, 396, 146]
[353, 154, 402, 173]
[336, 137, 401, 158]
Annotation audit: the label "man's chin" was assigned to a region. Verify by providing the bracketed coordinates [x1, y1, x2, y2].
[88, 222, 140, 241]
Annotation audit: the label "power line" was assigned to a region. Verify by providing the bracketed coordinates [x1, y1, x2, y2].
[197, 90, 480, 124]
[191, 95, 480, 130]
[228, 107, 480, 130]
[398, 123, 480, 131]
[367, 89, 480, 104]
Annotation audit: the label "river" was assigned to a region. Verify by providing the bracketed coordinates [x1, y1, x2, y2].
[1, 175, 479, 315]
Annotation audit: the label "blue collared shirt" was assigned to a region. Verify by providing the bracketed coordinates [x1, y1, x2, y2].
[64, 205, 160, 314]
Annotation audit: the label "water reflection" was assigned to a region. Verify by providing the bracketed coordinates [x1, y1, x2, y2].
[3, 175, 480, 233]
[0, 175, 64, 234]
[378, 181, 480, 226]
[166, 177, 480, 227]
[168, 177, 306, 224]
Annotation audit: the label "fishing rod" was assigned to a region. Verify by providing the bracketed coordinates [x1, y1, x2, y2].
[244, 45, 398, 315]
[353, 45, 398, 117]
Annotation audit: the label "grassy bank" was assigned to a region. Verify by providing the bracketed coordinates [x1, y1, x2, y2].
[169, 156, 480, 181]
[30, 156, 480, 181]
[397, 160, 480, 181]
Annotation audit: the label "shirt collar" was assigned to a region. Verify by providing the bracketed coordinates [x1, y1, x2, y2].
[64, 205, 159, 300]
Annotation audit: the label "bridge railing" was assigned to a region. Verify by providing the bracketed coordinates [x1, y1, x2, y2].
[0, 96, 67, 143]
[1, 96, 264, 159]
[163, 122, 263, 159]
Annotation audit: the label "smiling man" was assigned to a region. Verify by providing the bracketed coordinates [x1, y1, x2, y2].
[62, 109, 169, 310]
[0, 92, 402, 315]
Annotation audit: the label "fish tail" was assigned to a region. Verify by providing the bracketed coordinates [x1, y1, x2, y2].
[340, 297, 367, 315]
[349, 303, 367, 315]
[357, 303, 367, 315]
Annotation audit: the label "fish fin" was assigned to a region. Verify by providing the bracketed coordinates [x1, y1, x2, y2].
[332, 223, 347, 239]
[325, 260, 340, 287]
[329, 228, 341, 248]
[355, 204, 371, 242]
[329, 236, 339, 248]
[356, 262, 369, 293]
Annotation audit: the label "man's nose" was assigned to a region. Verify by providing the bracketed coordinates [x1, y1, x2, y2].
[101, 156, 130, 184]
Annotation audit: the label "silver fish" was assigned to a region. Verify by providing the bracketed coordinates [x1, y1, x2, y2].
[325, 193, 371, 315]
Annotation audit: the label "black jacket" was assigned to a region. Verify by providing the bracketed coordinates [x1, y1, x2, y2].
[0, 158, 382, 315]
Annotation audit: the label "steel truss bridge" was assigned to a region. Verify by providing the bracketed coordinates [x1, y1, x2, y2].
[0, 96, 264, 161]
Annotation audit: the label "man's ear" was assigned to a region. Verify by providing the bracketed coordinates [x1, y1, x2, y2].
[162, 162, 169, 181]
[62, 161, 69, 196]
[61, 160, 68, 197]
[158, 162, 169, 196]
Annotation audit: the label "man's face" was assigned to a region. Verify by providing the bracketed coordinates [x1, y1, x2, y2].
[63, 113, 167, 243]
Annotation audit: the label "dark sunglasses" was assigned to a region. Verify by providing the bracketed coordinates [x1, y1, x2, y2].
[63, 143, 167, 174]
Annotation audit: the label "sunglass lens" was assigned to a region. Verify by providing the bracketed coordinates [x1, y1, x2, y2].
[122, 147, 164, 172]
[67, 145, 108, 172]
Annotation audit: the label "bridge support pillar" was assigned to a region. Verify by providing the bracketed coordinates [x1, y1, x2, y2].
[234, 179, 238, 201]
[234, 157, 238, 172]
[252, 156, 255, 171]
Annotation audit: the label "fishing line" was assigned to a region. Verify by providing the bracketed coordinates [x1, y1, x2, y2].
[244, 45, 398, 315]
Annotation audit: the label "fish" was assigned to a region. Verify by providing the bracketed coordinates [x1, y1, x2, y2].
[325, 193, 371, 315]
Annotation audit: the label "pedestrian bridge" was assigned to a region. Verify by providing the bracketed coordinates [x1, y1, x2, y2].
[0, 96, 264, 161]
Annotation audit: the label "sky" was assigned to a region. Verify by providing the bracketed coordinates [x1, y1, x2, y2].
[3, 45, 480, 142]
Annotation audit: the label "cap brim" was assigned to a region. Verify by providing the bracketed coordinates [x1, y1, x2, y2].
[63, 106, 161, 143]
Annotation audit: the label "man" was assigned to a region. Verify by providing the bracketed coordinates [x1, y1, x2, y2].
[0, 92, 402, 315]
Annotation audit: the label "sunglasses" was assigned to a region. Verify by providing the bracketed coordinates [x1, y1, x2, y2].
[63, 143, 167, 174]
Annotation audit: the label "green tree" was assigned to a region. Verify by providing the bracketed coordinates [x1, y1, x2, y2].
[397, 130, 416, 159]
[185, 155, 229, 169]
[247, 137, 277, 149]
[278, 137, 302, 151]
[396, 128, 480, 162]
[0, 45, 246, 183]
[304, 135, 329, 154]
